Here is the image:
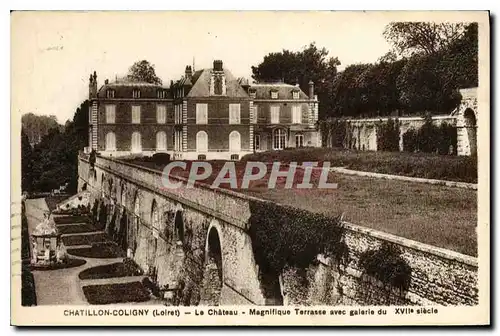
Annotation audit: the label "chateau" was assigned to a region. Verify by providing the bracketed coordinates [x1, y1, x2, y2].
[87, 60, 320, 160]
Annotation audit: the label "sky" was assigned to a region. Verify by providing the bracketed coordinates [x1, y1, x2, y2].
[10, 11, 474, 124]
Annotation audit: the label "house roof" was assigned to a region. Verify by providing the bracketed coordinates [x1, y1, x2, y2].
[97, 81, 170, 99]
[250, 83, 309, 100]
[186, 68, 250, 98]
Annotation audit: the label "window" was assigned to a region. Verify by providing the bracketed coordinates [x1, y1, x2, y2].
[105, 105, 115, 124]
[292, 91, 299, 99]
[157, 104, 166, 124]
[254, 134, 261, 150]
[156, 131, 167, 151]
[174, 105, 182, 124]
[131, 132, 142, 153]
[198, 154, 207, 160]
[271, 91, 278, 99]
[230, 154, 239, 161]
[157, 89, 166, 99]
[174, 130, 182, 151]
[229, 104, 241, 124]
[106, 90, 115, 99]
[229, 131, 241, 152]
[270, 106, 280, 124]
[295, 134, 304, 148]
[273, 128, 286, 150]
[132, 89, 141, 99]
[196, 131, 208, 152]
[131, 106, 141, 124]
[105, 132, 116, 151]
[292, 105, 302, 124]
[252, 105, 258, 124]
[214, 77, 223, 95]
[196, 104, 208, 124]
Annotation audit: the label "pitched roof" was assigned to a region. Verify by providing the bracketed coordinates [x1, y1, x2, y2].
[97, 81, 170, 99]
[250, 83, 309, 100]
[186, 68, 250, 98]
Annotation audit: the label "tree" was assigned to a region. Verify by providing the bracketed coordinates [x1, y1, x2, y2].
[383, 22, 467, 57]
[21, 128, 33, 192]
[27, 100, 89, 193]
[251, 43, 340, 118]
[126, 60, 163, 85]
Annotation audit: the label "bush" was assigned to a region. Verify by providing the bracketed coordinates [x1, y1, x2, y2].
[152, 153, 171, 164]
[359, 243, 412, 291]
[248, 200, 348, 276]
[377, 118, 400, 151]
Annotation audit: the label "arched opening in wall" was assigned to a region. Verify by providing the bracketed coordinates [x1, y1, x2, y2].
[130, 192, 141, 257]
[200, 227, 223, 306]
[229, 131, 241, 153]
[463, 108, 477, 156]
[196, 131, 208, 153]
[174, 211, 184, 244]
[82, 183, 87, 191]
[149, 200, 159, 279]
[120, 183, 127, 208]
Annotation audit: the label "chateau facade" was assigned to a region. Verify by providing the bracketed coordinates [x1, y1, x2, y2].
[87, 60, 320, 160]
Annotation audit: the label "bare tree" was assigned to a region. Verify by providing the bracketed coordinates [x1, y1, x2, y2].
[383, 22, 467, 57]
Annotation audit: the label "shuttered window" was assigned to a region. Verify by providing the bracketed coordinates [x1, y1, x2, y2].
[105, 105, 115, 124]
[229, 104, 241, 124]
[270, 106, 280, 124]
[292, 105, 302, 124]
[196, 104, 208, 124]
[131, 106, 141, 124]
[157, 104, 166, 124]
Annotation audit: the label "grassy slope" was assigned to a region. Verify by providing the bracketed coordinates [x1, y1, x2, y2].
[242, 148, 478, 183]
[246, 172, 477, 256]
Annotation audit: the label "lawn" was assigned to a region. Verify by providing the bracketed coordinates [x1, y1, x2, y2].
[121, 150, 478, 256]
[78, 261, 142, 280]
[45, 195, 71, 211]
[58, 223, 98, 235]
[53, 215, 89, 225]
[82, 282, 150, 305]
[242, 148, 477, 183]
[246, 172, 477, 257]
[68, 242, 126, 259]
[62, 233, 109, 246]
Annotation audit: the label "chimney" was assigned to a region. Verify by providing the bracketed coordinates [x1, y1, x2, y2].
[185, 65, 193, 79]
[89, 72, 98, 99]
[213, 60, 223, 71]
[105, 79, 109, 85]
[308, 80, 314, 99]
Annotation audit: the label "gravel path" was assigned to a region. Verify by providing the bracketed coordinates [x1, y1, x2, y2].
[25, 198, 153, 306]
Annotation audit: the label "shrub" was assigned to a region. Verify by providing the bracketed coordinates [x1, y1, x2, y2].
[402, 128, 418, 152]
[248, 200, 349, 276]
[123, 257, 143, 276]
[377, 118, 400, 151]
[152, 153, 171, 164]
[358, 243, 412, 291]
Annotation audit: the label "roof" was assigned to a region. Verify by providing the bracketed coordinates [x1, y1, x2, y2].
[250, 83, 309, 100]
[97, 81, 170, 99]
[186, 68, 250, 98]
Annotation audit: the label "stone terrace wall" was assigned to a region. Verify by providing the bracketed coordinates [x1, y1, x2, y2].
[78, 154, 478, 306]
[282, 222, 478, 306]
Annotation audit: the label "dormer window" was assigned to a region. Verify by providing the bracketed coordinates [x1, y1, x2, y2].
[132, 89, 141, 99]
[249, 89, 256, 99]
[106, 89, 115, 99]
[271, 91, 278, 99]
[292, 91, 299, 99]
[157, 89, 166, 99]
